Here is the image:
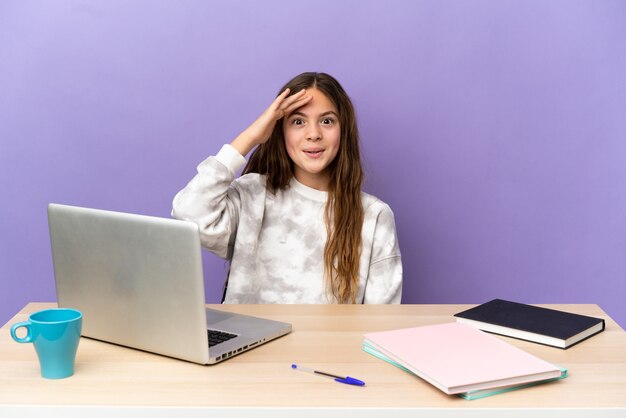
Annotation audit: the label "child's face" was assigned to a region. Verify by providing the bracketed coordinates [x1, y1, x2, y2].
[283, 88, 340, 191]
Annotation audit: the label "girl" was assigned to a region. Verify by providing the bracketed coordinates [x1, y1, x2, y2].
[172, 72, 402, 304]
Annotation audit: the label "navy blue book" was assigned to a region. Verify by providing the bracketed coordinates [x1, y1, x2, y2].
[454, 299, 605, 349]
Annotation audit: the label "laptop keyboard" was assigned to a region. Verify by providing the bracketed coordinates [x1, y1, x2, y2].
[208, 329, 237, 347]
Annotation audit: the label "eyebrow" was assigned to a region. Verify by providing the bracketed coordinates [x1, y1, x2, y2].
[289, 110, 339, 118]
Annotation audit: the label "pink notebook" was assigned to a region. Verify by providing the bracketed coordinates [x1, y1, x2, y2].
[364, 322, 562, 394]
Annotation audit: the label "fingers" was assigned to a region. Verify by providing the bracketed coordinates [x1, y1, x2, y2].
[282, 96, 312, 116]
[276, 88, 291, 101]
[275, 88, 304, 107]
[279, 89, 312, 115]
[268, 88, 312, 122]
[271, 88, 294, 109]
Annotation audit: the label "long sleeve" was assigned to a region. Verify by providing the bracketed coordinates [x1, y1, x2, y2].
[363, 204, 403, 304]
[172, 144, 247, 259]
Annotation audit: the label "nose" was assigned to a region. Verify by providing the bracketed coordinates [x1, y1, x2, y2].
[305, 125, 322, 141]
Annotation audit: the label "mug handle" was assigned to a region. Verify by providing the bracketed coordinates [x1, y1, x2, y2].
[10, 321, 33, 343]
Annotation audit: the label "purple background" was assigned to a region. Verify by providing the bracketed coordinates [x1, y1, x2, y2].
[1, 1, 625, 328]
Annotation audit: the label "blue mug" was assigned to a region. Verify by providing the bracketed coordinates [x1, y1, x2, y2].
[10, 308, 82, 379]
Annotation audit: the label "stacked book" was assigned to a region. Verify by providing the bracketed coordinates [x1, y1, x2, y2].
[363, 300, 604, 400]
[363, 321, 567, 400]
[453, 299, 605, 349]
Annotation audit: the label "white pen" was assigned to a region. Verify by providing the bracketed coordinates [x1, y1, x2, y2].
[291, 363, 366, 386]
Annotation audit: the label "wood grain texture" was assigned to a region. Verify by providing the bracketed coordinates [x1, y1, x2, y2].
[1, 303, 624, 409]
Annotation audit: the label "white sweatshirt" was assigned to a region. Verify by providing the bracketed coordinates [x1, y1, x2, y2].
[172, 144, 402, 304]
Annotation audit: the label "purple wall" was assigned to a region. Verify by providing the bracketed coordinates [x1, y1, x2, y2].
[1, 1, 625, 327]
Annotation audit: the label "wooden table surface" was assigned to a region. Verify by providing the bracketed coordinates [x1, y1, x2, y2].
[1, 303, 625, 417]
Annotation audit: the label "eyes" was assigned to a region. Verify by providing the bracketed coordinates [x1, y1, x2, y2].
[289, 116, 337, 126]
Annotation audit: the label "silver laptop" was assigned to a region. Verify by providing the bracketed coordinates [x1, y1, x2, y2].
[48, 203, 291, 364]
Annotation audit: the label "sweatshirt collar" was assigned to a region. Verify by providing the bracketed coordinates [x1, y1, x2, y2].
[289, 177, 328, 202]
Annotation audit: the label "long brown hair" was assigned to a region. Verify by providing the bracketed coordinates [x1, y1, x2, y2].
[243, 72, 364, 303]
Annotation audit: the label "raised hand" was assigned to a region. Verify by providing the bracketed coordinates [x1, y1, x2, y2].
[231, 88, 312, 156]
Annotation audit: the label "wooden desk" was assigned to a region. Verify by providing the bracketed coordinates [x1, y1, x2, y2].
[1, 303, 625, 417]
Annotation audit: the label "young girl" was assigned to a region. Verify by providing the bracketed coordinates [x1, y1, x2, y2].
[172, 72, 402, 304]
